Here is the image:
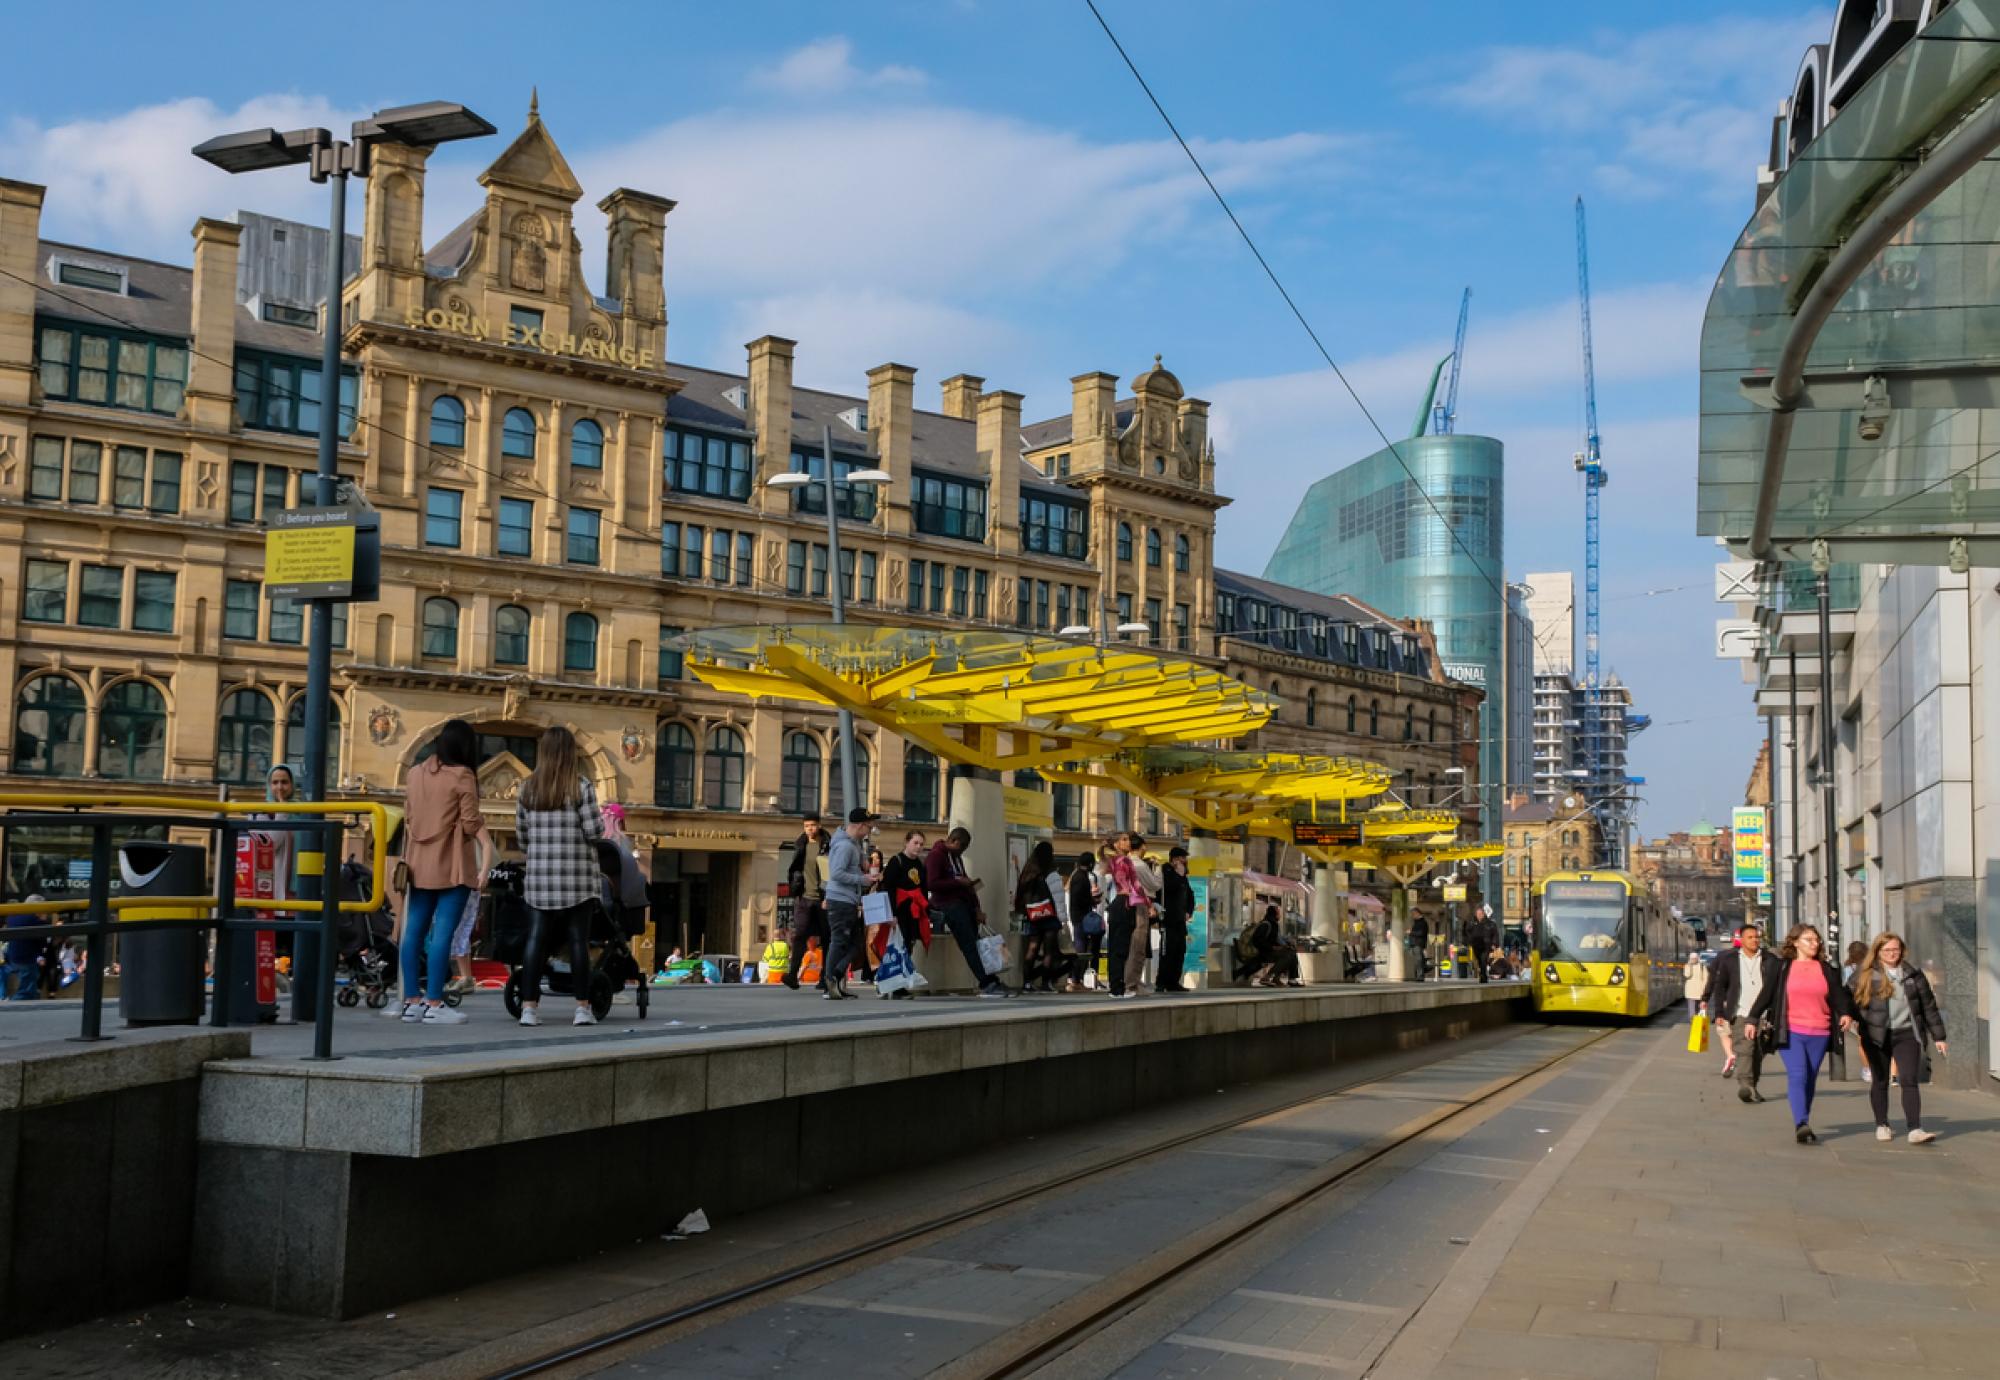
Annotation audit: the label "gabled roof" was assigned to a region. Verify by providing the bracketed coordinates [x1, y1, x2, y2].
[477, 112, 583, 202]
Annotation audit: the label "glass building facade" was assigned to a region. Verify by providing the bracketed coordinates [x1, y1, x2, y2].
[1263, 434, 1506, 836]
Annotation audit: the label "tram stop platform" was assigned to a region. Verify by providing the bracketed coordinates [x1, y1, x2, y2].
[0, 978, 1525, 1333]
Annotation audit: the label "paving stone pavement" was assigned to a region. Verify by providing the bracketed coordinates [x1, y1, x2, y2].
[1418, 1024, 2000, 1380]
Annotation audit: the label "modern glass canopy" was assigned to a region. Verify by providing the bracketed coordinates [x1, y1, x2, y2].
[1697, 0, 2000, 566]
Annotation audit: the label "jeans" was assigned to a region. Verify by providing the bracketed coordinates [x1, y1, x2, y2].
[2, 961, 40, 999]
[938, 899, 998, 991]
[1106, 900, 1137, 996]
[522, 902, 594, 1006]
[1862, 1027, 1924, 1130]
[1779, 1030, 1832, 1126]
[400, 886, 469, 1004]
[824, 900, 862, 987]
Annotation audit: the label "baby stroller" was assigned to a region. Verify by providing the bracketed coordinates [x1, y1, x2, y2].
[333, 900, 396, 1009]
[497, 841, 650, 1022]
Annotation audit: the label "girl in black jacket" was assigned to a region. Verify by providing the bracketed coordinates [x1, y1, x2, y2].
[1849, 932, 1947, 1144]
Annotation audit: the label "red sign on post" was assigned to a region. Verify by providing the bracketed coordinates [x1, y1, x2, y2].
[236, 835, 279, 1010]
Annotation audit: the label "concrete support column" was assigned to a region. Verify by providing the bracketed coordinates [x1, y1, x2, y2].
[1387, 884, 1409, 983]
[921, 770, 1006, 993]
[1300, 863, 1347, 984]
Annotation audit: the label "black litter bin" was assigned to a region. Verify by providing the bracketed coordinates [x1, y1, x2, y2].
[119, 841, 209, 1026]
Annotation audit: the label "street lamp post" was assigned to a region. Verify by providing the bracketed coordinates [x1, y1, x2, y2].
[195, 104, 493, 1034]
[767, 426, 891, 814]
[1058, 596, 1150, 831]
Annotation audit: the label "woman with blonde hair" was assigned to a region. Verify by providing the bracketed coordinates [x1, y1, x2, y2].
[1850, 932, 1947, 1144]
[515, 726, 607, 1027]
[1744, 923, 1856, 1145]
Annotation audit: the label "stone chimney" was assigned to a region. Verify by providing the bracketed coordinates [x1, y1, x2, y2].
[938, 373, 984, 421]
[353, 140, 429, 327]
[868, 363, 916, 535]
[1070, 371, 1117, 470]
[599, 188, 674, 368]
[746, 336, 796, 514]
[186, 219, 242, 430]
[978, 390, 1024, 557]
[0, 179, 45, 414]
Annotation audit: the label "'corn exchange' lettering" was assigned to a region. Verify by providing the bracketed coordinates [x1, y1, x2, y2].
[402, 306, 654, 369]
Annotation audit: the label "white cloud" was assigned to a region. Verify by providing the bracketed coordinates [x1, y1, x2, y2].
[749, 37, 928, 96]
[722, 288, 1025, 395]
[1437, 11, 1831, 198]
[6, 95, 369, 253]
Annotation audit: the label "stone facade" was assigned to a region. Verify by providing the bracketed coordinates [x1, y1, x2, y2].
[1499, 792, 1603, 939]
[0, 109, 1479, 959]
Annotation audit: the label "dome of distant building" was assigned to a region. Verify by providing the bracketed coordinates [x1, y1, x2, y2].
[1690, 819, 1718, 836]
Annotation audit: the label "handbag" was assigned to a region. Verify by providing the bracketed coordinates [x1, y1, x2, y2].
[1687, 1016, 1709, 1054]
[1025, 897, 1056, 923]
[861, 891, 894, 927]
[1081, 907, 1105, 937]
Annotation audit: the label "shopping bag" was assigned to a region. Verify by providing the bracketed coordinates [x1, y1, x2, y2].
[1687, 1015, 1709, 1054]
[862, 891, 894, 927]
[976, 929, 1010, 977]
[876, 930, 917, 997]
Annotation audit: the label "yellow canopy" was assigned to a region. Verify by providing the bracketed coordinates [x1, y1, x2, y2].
[675, 625, 1277, 771]
[1040, 746, 1392, 834]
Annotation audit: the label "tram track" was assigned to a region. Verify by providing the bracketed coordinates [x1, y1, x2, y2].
[480, 1021, 1621, 1380]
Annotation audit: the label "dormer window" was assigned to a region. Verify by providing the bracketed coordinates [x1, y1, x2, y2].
[50, 257, 127, 295]
[722, 384, 749, 411]
[261, 301, 319, 328]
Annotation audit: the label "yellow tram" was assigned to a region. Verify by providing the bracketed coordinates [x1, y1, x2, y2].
[1529, 869, 1694, 1018]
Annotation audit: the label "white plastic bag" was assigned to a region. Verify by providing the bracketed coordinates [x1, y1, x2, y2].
[876, 929, 918, 996]
[862, 891, 894, 927]
[977, 929, 1010, 977]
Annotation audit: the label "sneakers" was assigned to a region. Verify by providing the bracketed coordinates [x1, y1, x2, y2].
[1876, 1125, 1894, 1142]
[445, 975, 477, 996]
[519, 1007, 541, 1027]
[386, 1001, 418, 1020]
[1795, 1123, 1819, 1145]
[977, 986, 1010, 999]
[423, 1003, 469, 1025]
[1909, 1128, 1937, 1145]
[399, 1001, 425, 1023]
[573, 1006, 597, 1026]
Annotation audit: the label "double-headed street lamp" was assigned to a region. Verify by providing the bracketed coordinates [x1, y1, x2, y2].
[1057, 606, 1149, 830]
[195, 102, 493, 1029]
[767, 426, 891, 814]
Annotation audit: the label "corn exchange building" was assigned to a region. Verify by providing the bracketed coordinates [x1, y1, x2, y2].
[0, 107, 1479, 959]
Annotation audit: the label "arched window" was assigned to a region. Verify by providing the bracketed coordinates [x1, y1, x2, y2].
[1116, 523, 1133, 561]
[1346, 695, 1357, 732]
[216, 689, 275, 786]
[99, 681, 166, 781]
[1306, 688, 1317, 727]
[429, 395, 465, 448]
[904, 745, 939, 822]
[828, 737, 871, 818]
[502, 407, 537, 459]
[1174, 533, 1190, 572]
[495, 604, 530, 666]
[14, 674, 86, 777]
[703, 726, 745, 810]
[563, 612, 598, 671]
[570, 418, 603, 470]
[656, 722, 695, 809]
[421, 597, 459, 659]
[1145, 528, 1162, 567]
[779, 731, 822, 815]
[1368, 699, 1380, 736]
[284, 697, 343, 785]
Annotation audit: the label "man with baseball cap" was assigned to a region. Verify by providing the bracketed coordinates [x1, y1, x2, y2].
[822, 807, 880, 1000]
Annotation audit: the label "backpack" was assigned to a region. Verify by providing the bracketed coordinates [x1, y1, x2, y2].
[1234, 924, 1261, 963]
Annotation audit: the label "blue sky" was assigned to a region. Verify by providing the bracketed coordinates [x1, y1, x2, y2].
[1, 1, 1834, 834]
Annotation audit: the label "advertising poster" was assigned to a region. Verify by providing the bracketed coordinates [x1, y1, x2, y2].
[1185, 873, 1210, 977]
[1731, 806, 1768, 887]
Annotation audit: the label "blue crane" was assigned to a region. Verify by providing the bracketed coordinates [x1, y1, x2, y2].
[1574, 197, 1619, 864]
[1432, 288, 1471, 436]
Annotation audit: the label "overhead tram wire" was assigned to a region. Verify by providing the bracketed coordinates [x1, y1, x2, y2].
[1080, 0, 1511, 616]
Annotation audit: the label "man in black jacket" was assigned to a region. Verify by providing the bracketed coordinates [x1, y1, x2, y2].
[1703, 922, 1782, 1103]
[1157, 848, 1194, 993]
[1467, 910, 1500, 984]
[782, 814, 830, 991]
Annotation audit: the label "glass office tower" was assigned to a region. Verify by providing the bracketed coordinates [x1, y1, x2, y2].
[1263, 434, 1506, 837]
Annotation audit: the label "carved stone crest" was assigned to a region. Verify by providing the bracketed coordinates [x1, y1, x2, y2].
[367, 705, 401, 746]
[620, 725, 647, 763]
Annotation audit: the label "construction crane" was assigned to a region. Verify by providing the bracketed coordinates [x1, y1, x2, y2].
[1432, 288, 1471, 436]
[1573, 197, 1617, 865]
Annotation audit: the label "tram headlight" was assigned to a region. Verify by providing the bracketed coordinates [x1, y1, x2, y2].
[1609, 965, 1627, 985]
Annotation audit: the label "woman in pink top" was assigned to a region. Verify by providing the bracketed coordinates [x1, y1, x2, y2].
[396, 719, 493, 1025]
[1744, 923, 1855, 1144]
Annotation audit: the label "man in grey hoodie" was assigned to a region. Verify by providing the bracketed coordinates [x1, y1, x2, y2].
[823, 808, 879, 1000]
